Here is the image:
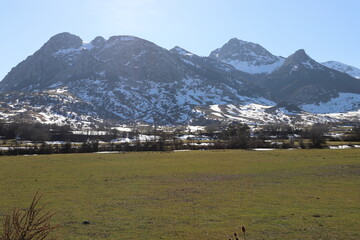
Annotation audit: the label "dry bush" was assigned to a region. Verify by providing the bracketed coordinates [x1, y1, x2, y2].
[0, 192, 60, 240]
[228, 226, 246, 240]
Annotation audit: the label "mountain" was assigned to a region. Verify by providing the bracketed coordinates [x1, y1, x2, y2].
[209, 38, 285, 74]
[1, 33, 359, 126]
[258, 49, 360, 105]
[322, 61, 360, 79]
[0, 33, 272, 125]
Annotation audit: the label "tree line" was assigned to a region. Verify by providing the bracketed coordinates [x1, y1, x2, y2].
[0, 121, 360, 155]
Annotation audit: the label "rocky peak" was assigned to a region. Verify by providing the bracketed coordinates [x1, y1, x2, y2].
[41, 32, 83, 53]
[90, 36, 106, 47]
[209, 38, 284, 74]
[281, 49, 323, 70]
[286, 49, 308, 62]
[209, 38, 278, 63]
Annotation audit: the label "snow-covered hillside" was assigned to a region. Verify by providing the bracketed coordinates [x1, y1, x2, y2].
[195, 102, 360, 126]
[0, 88, 104, 128]
[322, 61, 360, 79]
[300, 92, 360, 113]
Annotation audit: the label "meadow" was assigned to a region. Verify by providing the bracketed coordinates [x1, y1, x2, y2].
[0, 149, 359, 240]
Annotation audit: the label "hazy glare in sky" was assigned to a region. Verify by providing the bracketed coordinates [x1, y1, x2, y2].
[0, 0, 359, 80]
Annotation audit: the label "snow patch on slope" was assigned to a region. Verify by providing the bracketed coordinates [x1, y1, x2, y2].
[302, 60, 316, 69]
[300, 93, 360, 113]
[224, 57, 285, 74]
[200, 103, 291, 125]
[52, 42, 95, 57]
[198, 102, 359, 126]
[52, 47, 82, 56]
[172, 47, 194, 56]
[322, 61, 360, 79]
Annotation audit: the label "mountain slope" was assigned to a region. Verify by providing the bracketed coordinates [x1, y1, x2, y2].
[1, 34, 359, 126]
[0, 88, 104, 128]
[0, 33, 272, 125]
[195, 102, 360, 126]
[258, 49, 360, 104]
[209, 38, 285, 74]
[321, 61, 360, 79]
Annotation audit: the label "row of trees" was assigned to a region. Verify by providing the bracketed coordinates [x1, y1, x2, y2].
[212, 122, 352, 149]
[0, 122, 121, 142]
[0, 122, 72, 142]
[0, 120, 359, 155]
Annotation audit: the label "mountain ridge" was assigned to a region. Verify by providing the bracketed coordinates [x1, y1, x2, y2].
[1, 33, 359, 126]
[0, 33, 273, 125]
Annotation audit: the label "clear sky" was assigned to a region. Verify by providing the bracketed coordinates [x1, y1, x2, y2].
[1, 0, 359, 80]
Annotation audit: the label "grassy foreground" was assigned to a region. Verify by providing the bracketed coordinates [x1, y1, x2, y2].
[0, 150, 359, 240]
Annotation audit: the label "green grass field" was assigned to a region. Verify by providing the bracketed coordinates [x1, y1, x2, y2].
[0, 149, 359, 240]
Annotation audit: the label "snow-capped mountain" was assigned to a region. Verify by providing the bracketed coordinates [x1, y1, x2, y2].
[322, 61, 360, 79]
[209, 38, 285, 74]
[0, 33, 271, 125]
[1, 33, 360, 126]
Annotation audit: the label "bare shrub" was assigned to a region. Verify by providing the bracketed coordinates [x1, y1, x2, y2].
[0, 192, 60, 240]
[228, 226, 246, 240]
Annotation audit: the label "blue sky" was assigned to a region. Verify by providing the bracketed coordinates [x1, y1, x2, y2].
[1, 0, 359, 80]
